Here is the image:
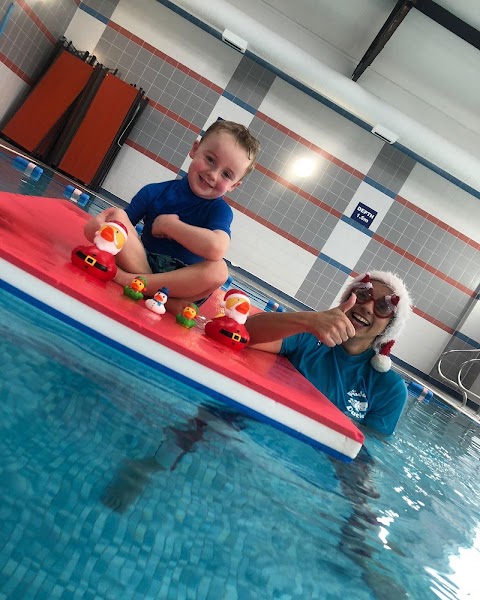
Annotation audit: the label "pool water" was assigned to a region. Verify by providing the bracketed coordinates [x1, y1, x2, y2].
[1, 284, 479, 599]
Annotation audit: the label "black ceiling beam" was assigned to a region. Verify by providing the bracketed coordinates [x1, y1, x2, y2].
[352, 0, 417, 82]
[415, 0, 480, 51]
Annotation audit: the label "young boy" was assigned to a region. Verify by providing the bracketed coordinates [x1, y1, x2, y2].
[84, 120, 260, 314]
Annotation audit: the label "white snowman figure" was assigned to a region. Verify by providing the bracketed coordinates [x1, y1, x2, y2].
[145, 287, 169, 315]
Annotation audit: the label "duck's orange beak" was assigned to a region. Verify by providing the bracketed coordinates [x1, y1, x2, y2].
[100, 225, 115, 242]
[235, 301, 250, 314]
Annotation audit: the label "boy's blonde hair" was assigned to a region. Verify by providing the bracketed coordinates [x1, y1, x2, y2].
[200, 120, 260, 175]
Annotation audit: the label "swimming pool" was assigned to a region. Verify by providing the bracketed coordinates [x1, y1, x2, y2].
[1, 280, 480, 599]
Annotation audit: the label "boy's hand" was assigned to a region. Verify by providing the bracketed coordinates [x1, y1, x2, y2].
[152, 214, 180, 239]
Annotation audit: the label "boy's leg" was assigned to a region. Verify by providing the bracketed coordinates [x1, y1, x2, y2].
[84, 207, 151, 274]
[114, 258, 228, 306]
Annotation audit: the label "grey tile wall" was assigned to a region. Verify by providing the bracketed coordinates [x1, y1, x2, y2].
[25, 0, 78, 39]
[247, 116, 362, 214]
[367, 144, 416, 194]
[376, 200, 480, 291]
[224, 55, 276, 110]
[296, 260, 348, 310]
[0, 0, 65, 81]
[128, 105, 198, 169]
[228, 168, 339, 252]
[354, 238, 472, 331]
[94, 28, 221, 129]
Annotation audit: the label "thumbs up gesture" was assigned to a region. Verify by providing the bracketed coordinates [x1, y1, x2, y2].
[307, 292, 357, 347]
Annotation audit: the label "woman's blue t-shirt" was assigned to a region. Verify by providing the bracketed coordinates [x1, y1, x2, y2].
[280, 333, 407, 435]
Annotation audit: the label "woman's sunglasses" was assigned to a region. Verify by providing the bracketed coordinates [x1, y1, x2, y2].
[351, 286, 399, 319]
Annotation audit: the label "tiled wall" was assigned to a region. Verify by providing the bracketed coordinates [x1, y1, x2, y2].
[0, 0, 77, 84]
[1, 0, 479, 396]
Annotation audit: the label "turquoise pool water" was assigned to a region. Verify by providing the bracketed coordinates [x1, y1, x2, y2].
[1, 282, 479, 599]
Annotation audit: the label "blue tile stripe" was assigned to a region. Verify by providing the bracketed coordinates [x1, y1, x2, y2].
[363, 176, 397, 199]
[395, 143, 480, 200]
[79, 3, 109, 24]
[453, 331, 480, 349]
[155, 0, 480, 200]
[155, 0, 219, 38]
[340, 215, 375, 237]
[0, 278, 353, 462]
[318, 253, 352, 275]
[221, 91, 257, 115]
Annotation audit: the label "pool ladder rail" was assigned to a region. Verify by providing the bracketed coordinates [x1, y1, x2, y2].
[436, 348, 480, 412]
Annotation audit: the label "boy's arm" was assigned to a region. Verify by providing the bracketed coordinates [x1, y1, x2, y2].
[84, 206, 118, 242]
[84, 186, 151, 242]
[152, 214, 229, 261]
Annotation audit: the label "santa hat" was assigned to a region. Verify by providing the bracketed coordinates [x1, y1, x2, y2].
[221, 289, 249, 306]
[106, 220, 128, 237]
[340, 271, 413, 373]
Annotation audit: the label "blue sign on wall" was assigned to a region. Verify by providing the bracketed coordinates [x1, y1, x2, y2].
[351, 202, 377, 229]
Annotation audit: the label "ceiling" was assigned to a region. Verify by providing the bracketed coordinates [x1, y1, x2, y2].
[224, 0, 480, 163]
[255, 0, 480, 65]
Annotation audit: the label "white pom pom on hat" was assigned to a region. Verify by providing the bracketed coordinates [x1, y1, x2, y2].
[340, 271, 413, 372]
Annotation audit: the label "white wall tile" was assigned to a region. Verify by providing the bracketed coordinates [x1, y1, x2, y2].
[63, 9, 106, 54]
[321, 221, 370, 270]
[179, 96, 254, 173]
[459, 300, 480, 344]
[113, 0, 240, 88]
[393, 313, 452, 374]
[102, 145, 176, 201]
[400, 162, 480, 244]
[204, 96, 255, 130]
[343, 181, 395, 233]
[258, 77, 383, 175]
[0, 64, 29, 126]
[226, 210, 316, 296]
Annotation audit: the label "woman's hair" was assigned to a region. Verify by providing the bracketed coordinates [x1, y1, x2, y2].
[200, 120, 260, 175]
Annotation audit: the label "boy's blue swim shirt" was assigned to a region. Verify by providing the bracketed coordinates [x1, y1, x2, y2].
[280, 333, 407, 435]
[125, 177, 233, 265]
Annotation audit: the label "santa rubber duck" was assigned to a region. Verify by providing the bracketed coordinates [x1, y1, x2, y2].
[71, 220, 128, 282]
[205, 289, 251, 351]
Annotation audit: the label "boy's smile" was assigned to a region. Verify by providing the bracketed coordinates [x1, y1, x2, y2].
[187, 131, 253, 200]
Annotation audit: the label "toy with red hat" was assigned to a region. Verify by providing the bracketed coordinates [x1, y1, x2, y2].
[205, 289, 251, 351]
[71, 220, 128, 282]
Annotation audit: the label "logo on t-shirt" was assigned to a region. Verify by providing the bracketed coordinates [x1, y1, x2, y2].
[346, 389, 368, 420]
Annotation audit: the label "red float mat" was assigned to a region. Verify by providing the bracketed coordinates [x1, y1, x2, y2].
[0, 193, 364, 459]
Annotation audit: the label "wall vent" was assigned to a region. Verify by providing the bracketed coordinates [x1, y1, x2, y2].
[222, 29, 248, 53]
[371, 124, 399, 144]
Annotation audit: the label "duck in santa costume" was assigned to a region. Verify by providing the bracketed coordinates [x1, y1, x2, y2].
[71, 220, 128, 282]
[205, 289, 251, 351]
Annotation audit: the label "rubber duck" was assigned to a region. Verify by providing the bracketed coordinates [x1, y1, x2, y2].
[205, 289, 251, 351]
[71, 220, 128, 282]
[145, 287, 169, 314]
[124, 276, 147, 300]
[176, 303, 199, 329]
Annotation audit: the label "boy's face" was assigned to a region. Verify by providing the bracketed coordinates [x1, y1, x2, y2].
[187, 131, 252, 200]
